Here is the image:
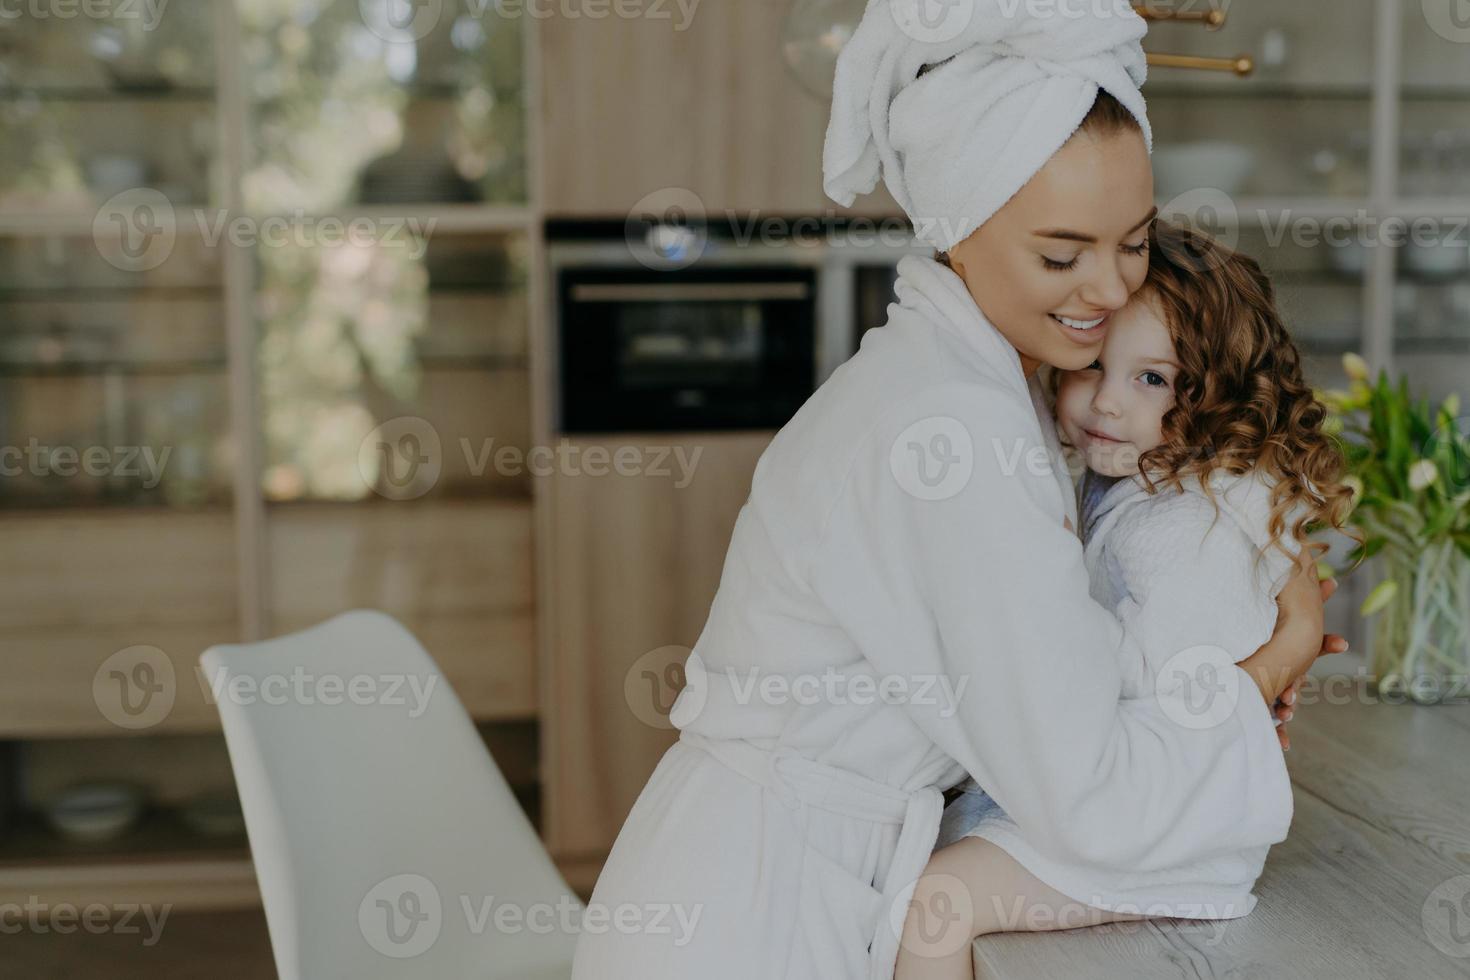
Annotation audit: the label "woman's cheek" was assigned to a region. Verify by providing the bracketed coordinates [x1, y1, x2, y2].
[1125, 258, 1149, 294]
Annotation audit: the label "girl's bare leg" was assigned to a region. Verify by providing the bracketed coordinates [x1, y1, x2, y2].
[894, 837, 1143, 980]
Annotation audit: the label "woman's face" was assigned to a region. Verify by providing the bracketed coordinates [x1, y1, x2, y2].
[1055, 291, 1179, 478]
[945, 126, 1155, 376]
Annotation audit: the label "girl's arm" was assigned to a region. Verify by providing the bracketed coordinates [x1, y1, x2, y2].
[809, 381, 1312, 875]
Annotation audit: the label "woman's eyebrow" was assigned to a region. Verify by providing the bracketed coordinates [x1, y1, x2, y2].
[1033, 206, 1159, 243]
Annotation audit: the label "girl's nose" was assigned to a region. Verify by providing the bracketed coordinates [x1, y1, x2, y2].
[1092, 382, 1123, 417]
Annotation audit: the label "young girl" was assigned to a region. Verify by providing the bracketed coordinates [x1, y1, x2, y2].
[895, 220, 1356, 980]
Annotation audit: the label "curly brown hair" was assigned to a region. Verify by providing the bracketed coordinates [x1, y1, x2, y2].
[1121, 219, 1357, 564]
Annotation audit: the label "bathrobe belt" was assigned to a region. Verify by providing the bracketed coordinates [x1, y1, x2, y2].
[679, 728, 945, 980]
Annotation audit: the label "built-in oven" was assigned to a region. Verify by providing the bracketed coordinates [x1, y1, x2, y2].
[550, 224, 822, 433]
[548, 221, 928, 434]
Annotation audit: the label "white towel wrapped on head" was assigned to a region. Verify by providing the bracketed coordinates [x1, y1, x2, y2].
[823, 0, 1154, 251]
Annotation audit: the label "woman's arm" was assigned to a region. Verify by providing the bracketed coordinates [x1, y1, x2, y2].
[808, 381, 1315, 873]
[1106, 491, 1294, 696]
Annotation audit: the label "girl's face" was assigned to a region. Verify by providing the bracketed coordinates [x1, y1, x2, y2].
[1056, 292, 1179, 478]
[945, 126, 1156, 377]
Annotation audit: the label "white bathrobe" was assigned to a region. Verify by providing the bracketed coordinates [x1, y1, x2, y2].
[569, 255, 1294, 980]
[936, 465, 1303, 919]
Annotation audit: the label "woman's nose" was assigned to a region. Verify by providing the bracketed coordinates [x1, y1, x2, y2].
[1079, 255, 1131, 312]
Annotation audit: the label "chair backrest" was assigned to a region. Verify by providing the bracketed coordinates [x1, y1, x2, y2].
[203, 609, 579, 980]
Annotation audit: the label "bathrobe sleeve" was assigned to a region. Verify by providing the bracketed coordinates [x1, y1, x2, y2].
[1107, 491, 1298, 701]
[807, 381, 1293, 874]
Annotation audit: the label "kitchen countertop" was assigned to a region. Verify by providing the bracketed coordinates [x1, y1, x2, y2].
[972, 684, 1470, 979]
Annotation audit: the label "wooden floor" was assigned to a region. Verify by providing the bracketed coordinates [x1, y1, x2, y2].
[974, 692, 1470, 979]
[5, 691, 1466, 978]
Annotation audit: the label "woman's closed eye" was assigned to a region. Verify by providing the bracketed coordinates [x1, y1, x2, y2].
[1041, 239, 1148, 272]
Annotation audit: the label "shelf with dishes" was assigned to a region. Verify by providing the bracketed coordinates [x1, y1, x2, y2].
[0, 86, 217, 102]
[0, 719, 540, 911]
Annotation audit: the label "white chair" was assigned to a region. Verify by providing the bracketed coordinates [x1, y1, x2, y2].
[203, 609, 580, 980]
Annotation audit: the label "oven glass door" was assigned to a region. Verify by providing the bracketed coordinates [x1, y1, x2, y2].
[560, 268, 815, 432]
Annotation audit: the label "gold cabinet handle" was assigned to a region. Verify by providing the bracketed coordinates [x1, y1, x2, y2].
[1134, 4, 1252, 76]
[1134, 6, 1228, 29]
[1146, 52, 1256, 76]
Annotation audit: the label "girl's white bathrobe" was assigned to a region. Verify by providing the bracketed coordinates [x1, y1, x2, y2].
[937, 465, 1304, 919]
[569, 255, 1294, 980]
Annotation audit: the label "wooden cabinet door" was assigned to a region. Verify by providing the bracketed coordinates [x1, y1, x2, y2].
[537, 0, 900, 216]
[540, 432, 772, 866]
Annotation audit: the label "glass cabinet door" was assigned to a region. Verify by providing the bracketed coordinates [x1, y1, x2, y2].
[235, 0, 538, 719]
[0, 227, 241, 736]
[1394, 3, 1470, 403]
[253, 230, 538, 721]
[1143, 3, 1376, 202]
[1399, 1, 1470, 201]
[0, 5, 218, 211]
[239, 0, 528, 210]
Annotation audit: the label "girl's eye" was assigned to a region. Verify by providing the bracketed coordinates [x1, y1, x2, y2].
[1086, 360, 1103, 371]
[1141, 371, 1169, 388]
[1122, 240, 1149, 257]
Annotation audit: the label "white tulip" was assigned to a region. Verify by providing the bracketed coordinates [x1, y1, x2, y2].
[1408, 459, 1439, 492]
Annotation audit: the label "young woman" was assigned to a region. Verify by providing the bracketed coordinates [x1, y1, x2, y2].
[569, 5, 1344, 980]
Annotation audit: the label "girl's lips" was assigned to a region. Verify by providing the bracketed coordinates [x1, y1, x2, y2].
[1083, 427, 1123, 443]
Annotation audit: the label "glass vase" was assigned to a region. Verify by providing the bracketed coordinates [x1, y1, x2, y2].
[1372, 540, 1470, 704]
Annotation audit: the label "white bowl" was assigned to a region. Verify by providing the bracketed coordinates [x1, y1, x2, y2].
[1405, 237, 1470, 280]
[1152, 141, 1258, 199]
[46, 783, 146, 843]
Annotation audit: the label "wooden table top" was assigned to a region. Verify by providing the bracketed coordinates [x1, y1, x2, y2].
[972, 691, 1470, 979]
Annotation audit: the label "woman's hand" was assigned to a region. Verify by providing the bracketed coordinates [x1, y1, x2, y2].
[1238, 551, 1349, 740]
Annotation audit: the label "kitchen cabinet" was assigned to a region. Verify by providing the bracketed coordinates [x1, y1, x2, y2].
[1145, 0, 1470, 399]
[0, 0, 543, 912]
[540, 431, 773, 874]
[537, 0, 900, 216]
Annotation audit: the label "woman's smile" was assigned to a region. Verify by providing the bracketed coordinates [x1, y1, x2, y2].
[1048, 311, 1113, 346]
